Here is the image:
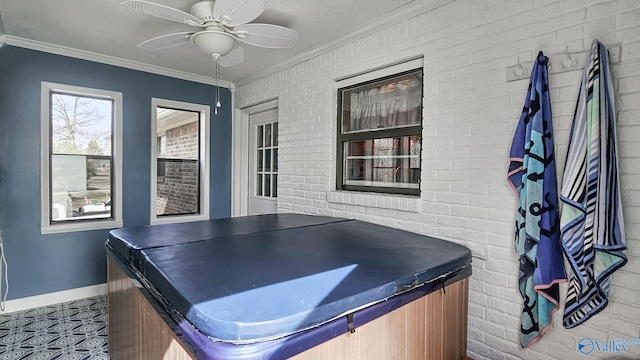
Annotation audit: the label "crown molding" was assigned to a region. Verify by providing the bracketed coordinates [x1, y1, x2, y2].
[232, 0, 455, 88]
[2, 35, 231, 88]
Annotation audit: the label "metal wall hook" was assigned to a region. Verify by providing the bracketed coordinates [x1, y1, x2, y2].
[559, 46, 578, 70]
[507, 44, 622, 82]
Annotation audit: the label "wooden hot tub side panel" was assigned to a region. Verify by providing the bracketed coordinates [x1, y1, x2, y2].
[107, 254, 469, 360]
[290, 278, 468, 360]
[108, 256, 194, 360]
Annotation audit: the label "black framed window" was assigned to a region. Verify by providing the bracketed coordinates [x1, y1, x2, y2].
[336, 68, 423, 195]
[49, 92, 114, 223]
[155, 107, 201, 217]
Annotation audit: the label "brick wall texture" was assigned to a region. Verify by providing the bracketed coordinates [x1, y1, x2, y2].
[157, 122, 199, 215]
[235, 0, 640, 359]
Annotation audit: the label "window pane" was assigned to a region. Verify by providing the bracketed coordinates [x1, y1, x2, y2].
[257, 125, 264, 148]
[265, 149, 272, 172]
[50, 91, 114, 224]
[257, 150, 263, 172]
[51, 93, 113, 156]
[156, 108, 199, 160]
[265, 124, 272, 147]
[157, 136, 166, 156]
[273, 123, 278, 146]
[343, 136, 421, 189]
[274, 148, 278, 172]
[155, 107, 201, 217]
[157, 159, 166, 184]
[51, 155, 111, 221]
[156, 159, 199, 216]
[257, 174, 263, 196]
[265, 174, 271, 197]
[341, 70, 422, 134]
[273, 174, 278, 198]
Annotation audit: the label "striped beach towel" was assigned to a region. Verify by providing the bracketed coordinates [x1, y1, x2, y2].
[508, 51, 567, 347]
[560, 40, 627, 329]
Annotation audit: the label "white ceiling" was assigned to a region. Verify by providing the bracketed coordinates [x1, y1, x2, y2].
[0, 0, 425, 85]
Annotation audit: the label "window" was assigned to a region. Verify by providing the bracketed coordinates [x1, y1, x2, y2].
[40, 82, 123, 234]
[151, 98, 209, 224]
[255, 122, 278, 198]
[336, 61, 423, 196]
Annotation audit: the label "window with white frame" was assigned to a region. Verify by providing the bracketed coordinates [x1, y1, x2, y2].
[40, 82, 123, 234]
[336, 59, 423, 196]
[151, 98, 210, 224]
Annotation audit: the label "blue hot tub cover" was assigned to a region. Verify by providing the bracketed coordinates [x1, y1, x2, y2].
[127, 217, 472, 344]
[108, 213, 348, 267]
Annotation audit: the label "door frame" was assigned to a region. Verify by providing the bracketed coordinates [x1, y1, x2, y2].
[234, 98, 278, 217]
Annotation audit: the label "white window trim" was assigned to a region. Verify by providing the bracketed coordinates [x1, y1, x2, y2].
[334, 57, 424, 89]
[235, 99, 278, 217]
[150, 98, 210, 225]
[40, 82, 123, 234]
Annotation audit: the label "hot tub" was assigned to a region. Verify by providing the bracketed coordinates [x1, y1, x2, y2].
[106, 213, 472, 359]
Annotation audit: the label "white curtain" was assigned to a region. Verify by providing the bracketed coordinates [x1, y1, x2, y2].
[348, 76, 422, 132]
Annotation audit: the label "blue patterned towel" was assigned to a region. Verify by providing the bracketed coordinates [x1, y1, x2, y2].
[508, 51, 567, 347]
[560, 40, 627, 329]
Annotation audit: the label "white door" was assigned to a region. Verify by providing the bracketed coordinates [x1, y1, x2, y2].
[248, 109, 278, 215]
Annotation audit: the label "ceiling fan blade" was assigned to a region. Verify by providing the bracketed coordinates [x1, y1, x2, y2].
[234, 24, 298, 49]
[218, 46, 245, 67]
[213, 0, 267, 27]
[121, 0, 203, 26]
[138, 32, 194, 50]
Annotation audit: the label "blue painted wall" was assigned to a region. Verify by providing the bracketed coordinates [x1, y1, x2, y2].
[0, 46, 232, 300]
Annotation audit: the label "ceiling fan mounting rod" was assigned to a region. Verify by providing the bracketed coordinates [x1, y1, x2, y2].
[190, 1, 233, 26]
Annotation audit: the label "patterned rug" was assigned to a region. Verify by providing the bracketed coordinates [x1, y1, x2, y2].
[0, 295, 109, 360]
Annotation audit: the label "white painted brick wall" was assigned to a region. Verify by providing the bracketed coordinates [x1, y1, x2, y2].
[234, 0, 640, 358]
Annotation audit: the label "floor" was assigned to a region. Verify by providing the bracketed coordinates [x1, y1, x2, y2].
[0, 295, 109, 360]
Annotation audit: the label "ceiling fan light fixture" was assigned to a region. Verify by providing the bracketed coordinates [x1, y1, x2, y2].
[190, 29, 238, 57]
[123, 0, 298, 67]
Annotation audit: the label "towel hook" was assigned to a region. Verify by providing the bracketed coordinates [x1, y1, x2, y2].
[559, 46, 578, 70]
[516, 56, 526, 77]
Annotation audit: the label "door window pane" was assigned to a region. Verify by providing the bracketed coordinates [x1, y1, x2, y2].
[273, 123, 278, 146]
[265, 149, 272, 172]
[273, 174, 278, 198]
[274, 148, 278, 172]
[257, 125, 264, 148]
[257, 174, 263, 196]
[265, 124, 272, 147]
[257, 150, 263, 172]
[265, 174, 271, 197]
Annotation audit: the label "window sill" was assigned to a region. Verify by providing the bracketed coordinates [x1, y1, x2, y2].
[41, 220, 124, 234]
[327, 191, 421, 213]
[151, 213, 209, 225]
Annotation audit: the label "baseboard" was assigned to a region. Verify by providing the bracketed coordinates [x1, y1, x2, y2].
[0, 283, 107, 313]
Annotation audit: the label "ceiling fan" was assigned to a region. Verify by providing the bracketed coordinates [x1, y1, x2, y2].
[121, 0, 299, 67]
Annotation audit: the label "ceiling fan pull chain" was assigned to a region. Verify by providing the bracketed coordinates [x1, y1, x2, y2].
[216, 58, 221, 110]
[213, 55, 221, 115]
